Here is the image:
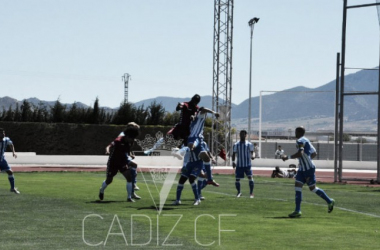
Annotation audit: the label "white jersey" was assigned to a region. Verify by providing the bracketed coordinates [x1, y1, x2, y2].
[233, 140, 254, 168]
[1, 137, 13, 161]
[295, 136, 316, 171]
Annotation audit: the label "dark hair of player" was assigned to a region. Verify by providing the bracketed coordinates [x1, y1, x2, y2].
[190, 94, 201, 105]
[295, 126, 306, 136]
[123, 122, 140, 138]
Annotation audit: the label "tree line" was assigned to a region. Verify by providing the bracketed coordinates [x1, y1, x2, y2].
[0, 98, 183, 126]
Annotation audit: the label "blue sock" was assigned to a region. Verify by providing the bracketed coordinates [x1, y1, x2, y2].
[176, 184, 184, 201]
[8, 175, 15, 190]
[235, 181, 241, 193]
[203, 162, 212, 182]
[197, 178, 204, 196]
[191, 182, 199, 200]
[314, 188, 332, 203]
[249, 180, 254, 194]
[295, 188, 302, 212]
[201, 179, 207, 190]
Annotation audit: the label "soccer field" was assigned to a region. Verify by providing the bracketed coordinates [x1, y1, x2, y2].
[1, 172, 379, 250]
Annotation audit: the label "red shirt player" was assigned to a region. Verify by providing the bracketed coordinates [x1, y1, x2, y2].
[99, 122, 140, 202]
[167, 94, 201, 145]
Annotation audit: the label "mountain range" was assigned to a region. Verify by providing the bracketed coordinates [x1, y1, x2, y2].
[1, 68, 378, 131]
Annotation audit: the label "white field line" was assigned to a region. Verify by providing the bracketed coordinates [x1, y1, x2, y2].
[203, 190, 380, 218]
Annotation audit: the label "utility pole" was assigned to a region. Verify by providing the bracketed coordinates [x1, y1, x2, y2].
[122, 73, 131, 103]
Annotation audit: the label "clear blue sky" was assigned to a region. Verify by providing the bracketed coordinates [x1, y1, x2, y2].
[0, 0, 379, 108]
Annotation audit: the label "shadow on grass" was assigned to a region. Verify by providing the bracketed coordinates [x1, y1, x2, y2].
[266, 216, 301, 219]
[86, 200, 126, 204]
[137, 206, 175, 211]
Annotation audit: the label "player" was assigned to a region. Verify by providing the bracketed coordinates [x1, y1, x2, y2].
[282, 126, 335, 218]
[172, 145, 203, 206]
[144, 94, 201, 156]
[271, 165, 297, 178]
[116, 131, 140, 192]
[274, 145, 285, 159]
[197, 147, 216, 200]
[0, 128, 20, 194]
[232, 130, 255, 198]
[187, 107, 220, 187]
[98, 122, 141, 202]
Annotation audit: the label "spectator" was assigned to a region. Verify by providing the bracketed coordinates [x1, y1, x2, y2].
[275, 145, 285, 159]
[253, 143, 260, 158]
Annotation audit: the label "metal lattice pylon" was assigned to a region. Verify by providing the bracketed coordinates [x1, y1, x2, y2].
[122, 73, 131, 103]
[212, 0, 234, 164]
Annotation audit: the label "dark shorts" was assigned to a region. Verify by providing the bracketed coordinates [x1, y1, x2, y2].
[167, 124, 190, 143]
[0, 159, 11, 172]
[235, 167, 253, 179]
[295, 168, 316, 186]
[106, 157, 133, 178]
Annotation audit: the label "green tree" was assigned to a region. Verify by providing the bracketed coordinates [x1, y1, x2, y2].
[4, 106, 14, 121]
[112, 102, 136, 125]
[146, 101, 165, 125]
[135, 104, 147, 125]
[14, 103, 21, 122]
[51, 99, 66, 123]
[20, 100, 33, 122]
[90, 97, 100, 124]
[66, 102, 82, 123]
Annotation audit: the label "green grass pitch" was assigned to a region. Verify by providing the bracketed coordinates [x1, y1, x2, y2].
[0, 171, 379, 249]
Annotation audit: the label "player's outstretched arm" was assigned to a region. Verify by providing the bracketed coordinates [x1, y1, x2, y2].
[199, 107, 219, 118]
[281, 151, 302, 161]
[10, 144, 17, 159]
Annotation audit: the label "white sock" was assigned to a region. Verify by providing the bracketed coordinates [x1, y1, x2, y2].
[100, 181, 107, 193]
[126, 182, 133, 198]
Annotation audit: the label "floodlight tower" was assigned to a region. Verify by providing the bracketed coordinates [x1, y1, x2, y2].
[122, 73, 131, 103]
[212, 0, 234, 164]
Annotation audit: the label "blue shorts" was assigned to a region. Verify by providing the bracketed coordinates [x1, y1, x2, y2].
[295, 168, 316, 186]
[187, 137, 204, 149]
[181, 160, 203, 178]
[235, 167, 252, 179]
[0, 159, 11, 172]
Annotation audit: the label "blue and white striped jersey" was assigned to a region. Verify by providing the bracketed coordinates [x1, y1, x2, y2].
[183, 142, 209, 166]
[295, 136, 316, 171]
[233, 141, 254, 168]
[189, 112, 207, 139]
[1, 137, 13, 161]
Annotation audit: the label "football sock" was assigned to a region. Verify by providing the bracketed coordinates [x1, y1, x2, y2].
[235, 180, 241, 193]
[191, 182, 199, 200]
[313, 187, 332, 203]
[100, 181, 108, 193]
[203, 162, 212, 182]
[249, 180, 254, 194]
[201, 179, 207, 190]
[126, 182, 133, 199]
[197, 178, 205, 196]
[131, 169, 137, 192]
[295, 187, 303, 212]
[8, 175, 15, 190]
[176, 184, 184, 201]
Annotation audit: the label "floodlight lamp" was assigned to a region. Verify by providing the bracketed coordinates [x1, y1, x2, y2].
[248, 17, 260, 26]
